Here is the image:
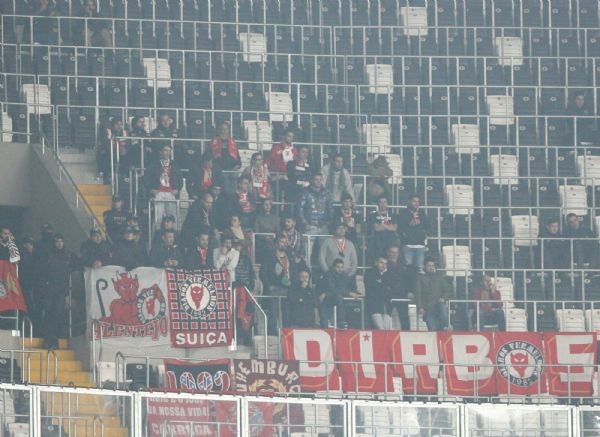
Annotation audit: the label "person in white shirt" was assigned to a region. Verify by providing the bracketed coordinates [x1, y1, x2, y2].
[213, 236, 239, 284]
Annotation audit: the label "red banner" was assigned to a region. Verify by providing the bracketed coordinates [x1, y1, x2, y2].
[0, 261, 26, 312]
[336, 330, 394, 393]
[544, 333, 597, 396]
[439, 332, 497, 395]
[389, 331, 440, 394]
[145, 398, 237, 437]
[493, 332, 547, 395]
[281, 329, 340, 391]
[166, 269, 233, 348]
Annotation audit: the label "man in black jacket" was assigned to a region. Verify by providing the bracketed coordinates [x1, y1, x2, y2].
[563, 213, 596, 267]
[215, 176, 256, 230]
[184, 229, 213, 270]
[111, 227, 148, 270]
[538, 218, 568, 269]
[103, 194, 129, 242]
[150, 230, 184, 268]
[318, 259, 359, 328]
[364, 257, 395, 330]
[181, 192, 219, 249]
[41, 234, 78, 349]
[144, 143, 183, 225]
[80, 229, 111, 268]
[398, 194, 429, 273]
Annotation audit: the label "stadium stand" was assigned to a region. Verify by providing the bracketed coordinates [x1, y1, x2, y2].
[2, 0, 600, 435]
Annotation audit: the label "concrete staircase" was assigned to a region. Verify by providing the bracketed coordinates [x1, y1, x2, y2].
[59, 149, 112, 228]
[23, 338, 129, 437]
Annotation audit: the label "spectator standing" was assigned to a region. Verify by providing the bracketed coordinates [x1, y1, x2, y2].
[254, 199, 281, 263]
[332, 194, 362, 246]
[260, 234, 294, 333]
[539, 218, 568, 269]
[386, 245, 410, 330]
[144, 143, 183, 224]
[224, 215, 250, 249]
[181, 192, 218, 248]
[567, 93, 595, 145]
[398, 194, 429, 273]
[213, 237, 240, 285]
[268, 129, 297, 174]
[80, 229, 111, 268]
[318, 224, 358, 276]
[216, 176, 256, 230]
[126, 116, 151, 169]
[103, 194, 129, 243]
[286, 145, 312, 202]
[97, 117, 128, 183]
[150, 230, 183, 268]
[18, 237, 39, 332]
[111, 227, 148, 270]
[319, 259, 359, 328]
[41, 234, 78, 349]
[563, 213, 596, 267]
[415, 258, 452, 331]
[282, 215, 306, 260]
[364, 257, 394, 330]
[233, 239, 255, 345]
[184, 230, 213, 270]
[297, 174, 332, 235]
[242, 153, 272, 201]
[79, 0, 112, 47]
[367, 196, 399, 260]
[288, 269, 318, 328]
[322, 153, 354, 203]
[0, 227, 20, 263]
[188, 154, 224, 200]
[209, 121, 241, 192]
[470, 275, 506, 331]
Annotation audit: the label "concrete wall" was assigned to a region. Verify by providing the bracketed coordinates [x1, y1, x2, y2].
[0, 143, 31, 207]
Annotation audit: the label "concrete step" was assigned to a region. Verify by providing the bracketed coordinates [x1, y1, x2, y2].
[85, 193, 113, 206]
[28, 349, 76, 361]
[29, 370, 93, 385]
[79, 184, 111, 196]
[58, 150, 97, 165]
[24, 359, 83, 372]
[65, 164, 102, 185]
[23, 338, 68, 349]
[49, 401, 117, 416]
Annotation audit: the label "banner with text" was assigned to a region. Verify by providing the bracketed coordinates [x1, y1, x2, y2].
[86, 266, 169, 349]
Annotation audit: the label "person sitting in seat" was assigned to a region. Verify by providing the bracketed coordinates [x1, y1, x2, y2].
[470, 275, 505, 331]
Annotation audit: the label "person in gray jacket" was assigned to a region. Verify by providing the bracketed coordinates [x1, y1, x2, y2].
[318, 224, 358, 276]
[321, 153, 354, 203]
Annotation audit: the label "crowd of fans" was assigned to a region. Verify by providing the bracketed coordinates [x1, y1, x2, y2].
[7, 110, 600, 345]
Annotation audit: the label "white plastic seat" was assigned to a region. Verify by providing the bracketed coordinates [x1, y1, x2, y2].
[486, 95, 515, 125]
[577, 155, 600, 186]
[22, 84, 51, 114]
[585, 309, 600, 332]
[559, 185, 588, 216]
[505, 308, 528, 331]
[1, 112, 13, 142]
[511, 215, 540, 247]
[445, 184, 474, 215]
[442, 245, 471, 277]
[266, 92, 293, 122]
[238, 32, 267, 63]
[490, 154, 519, 185]
[143, 58, 171, 88]
[400, 7, 428, 36]
[408, 304, 427, 331]
[380, 154, 403, 184]
[243, 120, 272, 151]
[556, 309, 586, 332]
[452, 124, 480, 154]
[492, 277, 515, 309]
[495, 37, 523, 66]
[366, 64, 394, 94]
[362, 124, 391, 156]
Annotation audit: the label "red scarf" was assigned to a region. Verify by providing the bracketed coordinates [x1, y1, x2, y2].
[211, 136, 239, 159]
[198, 247, 207, 265]
[201, 165, 213, 190]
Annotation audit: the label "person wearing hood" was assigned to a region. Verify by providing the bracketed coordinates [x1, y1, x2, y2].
[41, 234, 78, 349]
[297, 173, 332, 235]
[111, 227, 148, 270]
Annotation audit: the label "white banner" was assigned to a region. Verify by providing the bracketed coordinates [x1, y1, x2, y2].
[85, 266, 170, 349]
